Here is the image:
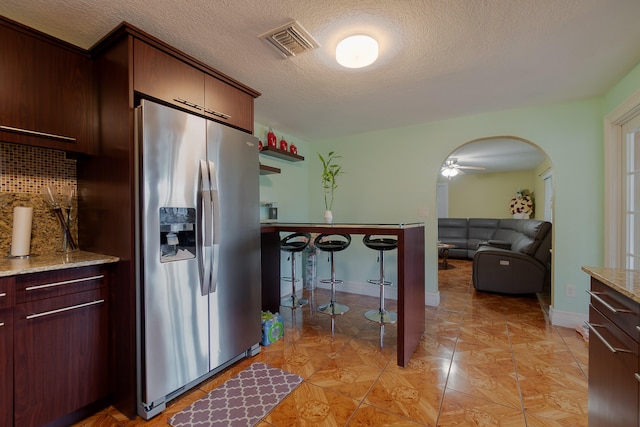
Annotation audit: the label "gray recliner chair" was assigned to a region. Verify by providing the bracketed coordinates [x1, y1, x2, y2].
[472, 219, 552, 294]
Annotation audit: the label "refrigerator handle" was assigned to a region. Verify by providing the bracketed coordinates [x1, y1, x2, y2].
[208, 161, 221, 245]
[208, 161, 220, 294]
[200, 160, 214, 246]
[199, 160, 214, 295]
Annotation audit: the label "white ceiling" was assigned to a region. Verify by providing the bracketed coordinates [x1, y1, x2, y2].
[2, 0, 640, 170]
[445, 138, 547, 174]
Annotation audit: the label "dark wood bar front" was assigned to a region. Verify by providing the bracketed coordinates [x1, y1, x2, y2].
[261, 223, 425, 367]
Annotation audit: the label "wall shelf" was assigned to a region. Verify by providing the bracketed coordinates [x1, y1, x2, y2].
[260, 146, 304, 162]
[260, 163, 281, 175]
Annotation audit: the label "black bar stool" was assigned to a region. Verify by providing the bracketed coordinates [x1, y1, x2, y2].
[362, 234, 398, 324]
[315, 233, 351, 315]
[280, 232, 311, 309]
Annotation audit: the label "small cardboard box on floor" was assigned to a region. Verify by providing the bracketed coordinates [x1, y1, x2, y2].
[261, 311, 284, 346]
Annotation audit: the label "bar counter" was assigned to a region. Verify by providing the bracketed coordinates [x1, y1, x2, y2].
[261, 222, 425, 367]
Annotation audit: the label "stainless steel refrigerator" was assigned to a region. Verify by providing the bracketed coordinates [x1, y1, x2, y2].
[135, 99, 261, 420]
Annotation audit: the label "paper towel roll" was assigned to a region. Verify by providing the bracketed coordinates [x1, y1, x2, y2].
[11, 206, 33, 257]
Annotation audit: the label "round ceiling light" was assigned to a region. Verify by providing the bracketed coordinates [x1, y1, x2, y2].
[336, 34, 379, 68]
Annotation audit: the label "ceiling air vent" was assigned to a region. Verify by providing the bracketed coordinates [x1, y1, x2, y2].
[259, 20, 320, 58]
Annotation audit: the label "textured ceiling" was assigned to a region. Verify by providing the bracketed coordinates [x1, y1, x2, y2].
[2, 1, 640, 158]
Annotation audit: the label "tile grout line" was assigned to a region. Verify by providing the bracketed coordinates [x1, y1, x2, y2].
[434, 280, 470, 426]
[505, 317, 530, 427]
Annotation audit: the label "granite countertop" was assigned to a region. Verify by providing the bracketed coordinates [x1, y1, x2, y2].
[0, 250, 119, 277]
[582, 266, 640, 303]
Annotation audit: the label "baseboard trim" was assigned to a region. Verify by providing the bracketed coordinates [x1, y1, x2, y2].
[425, 291, 440, 307]
[549, 306, 587, 329]
[315, 280, 398, 300]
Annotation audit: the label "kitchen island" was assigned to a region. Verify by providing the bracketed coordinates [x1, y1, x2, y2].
[261, 222, 425, 367]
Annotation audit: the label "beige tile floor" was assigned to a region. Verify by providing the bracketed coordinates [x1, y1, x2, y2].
[73, 258, 588, 426]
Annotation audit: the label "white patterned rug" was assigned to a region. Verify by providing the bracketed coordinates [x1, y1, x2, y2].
[169, 362, 303, 427]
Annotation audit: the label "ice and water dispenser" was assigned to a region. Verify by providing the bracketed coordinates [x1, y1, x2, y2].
[159, 207, 196, 262]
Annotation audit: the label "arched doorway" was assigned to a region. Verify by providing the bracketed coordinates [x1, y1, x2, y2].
[435, 136, 554, 307]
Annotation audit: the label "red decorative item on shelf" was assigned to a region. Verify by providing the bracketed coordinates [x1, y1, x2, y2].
[279, 138, 288, 151]
[290, 144, 297, 155]
[267, 128, 277, 148]
[258, 140, 263, 151]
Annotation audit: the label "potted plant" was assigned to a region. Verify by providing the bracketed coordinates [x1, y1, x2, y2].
[318, 151, 343, 223]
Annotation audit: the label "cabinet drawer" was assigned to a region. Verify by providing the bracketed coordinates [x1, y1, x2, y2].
[16, 265, 106, 303]
[588, 278, 640, 341]
[0, 276, 15, 309]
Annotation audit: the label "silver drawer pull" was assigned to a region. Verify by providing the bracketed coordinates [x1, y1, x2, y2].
[26, 299, 104, 319]
[0, 125, 76, 142]
[636, 373, 640, 383]
[25, 275, 104, 291]
[174, 98, 203, 110]
[0, 292, 6, 298]
[204, 107, 231, 120]
[0, 322, 4, 327]
[586, 321, 634, 354]
[586, 290, 633, 314]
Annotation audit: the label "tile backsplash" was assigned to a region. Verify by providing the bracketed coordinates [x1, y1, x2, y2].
[0, 142, 77, 256]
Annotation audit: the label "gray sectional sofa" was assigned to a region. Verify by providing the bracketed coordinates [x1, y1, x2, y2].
[438, 218, 552, 294]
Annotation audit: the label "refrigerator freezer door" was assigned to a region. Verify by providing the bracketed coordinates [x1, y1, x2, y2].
[138, 100, 209, 411]
[206, 121, 261, 370]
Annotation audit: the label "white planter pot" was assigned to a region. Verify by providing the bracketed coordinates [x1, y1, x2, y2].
[324, 210, 333, 224]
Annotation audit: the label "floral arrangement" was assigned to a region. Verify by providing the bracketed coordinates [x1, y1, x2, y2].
[509, 188, 533, 215]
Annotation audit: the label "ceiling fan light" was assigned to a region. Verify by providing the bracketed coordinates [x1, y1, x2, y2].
[336, 35, 378, 68]
[441, 167, 459, 178]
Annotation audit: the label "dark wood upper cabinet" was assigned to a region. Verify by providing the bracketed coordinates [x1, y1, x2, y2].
[133, 37, 255, 133]
[204, 73, 254, 132]
[0, 17, 94, 153]
[133, 39, 205, 116]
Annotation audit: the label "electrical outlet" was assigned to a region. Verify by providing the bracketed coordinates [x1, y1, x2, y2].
[418, 207, 429, 218]
[565, 283, 576, 297]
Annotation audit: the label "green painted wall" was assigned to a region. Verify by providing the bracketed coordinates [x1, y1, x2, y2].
[258, 56, 640, 324]
[256, 124, 311, 222]
[307, 98, 603, 319]
[604, 61, 640, 115]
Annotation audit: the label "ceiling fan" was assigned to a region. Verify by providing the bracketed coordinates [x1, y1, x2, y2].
[441, 158, 485, 178]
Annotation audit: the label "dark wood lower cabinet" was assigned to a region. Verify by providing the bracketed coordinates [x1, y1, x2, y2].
[588, 305, 639, 426]
[13, 288, 109, 427]
[0, 264, 113, 427]
[587, 277, 640, 427]
[0, 307, 13, 427]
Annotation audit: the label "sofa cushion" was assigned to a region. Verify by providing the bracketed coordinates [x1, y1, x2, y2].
[467, 218, 500, 251]
[438, 218, 468, 239]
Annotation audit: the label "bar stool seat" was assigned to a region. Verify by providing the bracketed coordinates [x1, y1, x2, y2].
[363, 234, 398, 324]
[280, 232, 311, 308]
[315, 233, 351, 315]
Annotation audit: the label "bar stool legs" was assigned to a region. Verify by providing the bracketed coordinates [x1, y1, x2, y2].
[315, 233, 351, 316]
[363, 235, 397, 324]
[318, 251, 349, 315]
[280, 233, 310, 309]
[281, 249, 308, 308]
[364, 249, 397, 324]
